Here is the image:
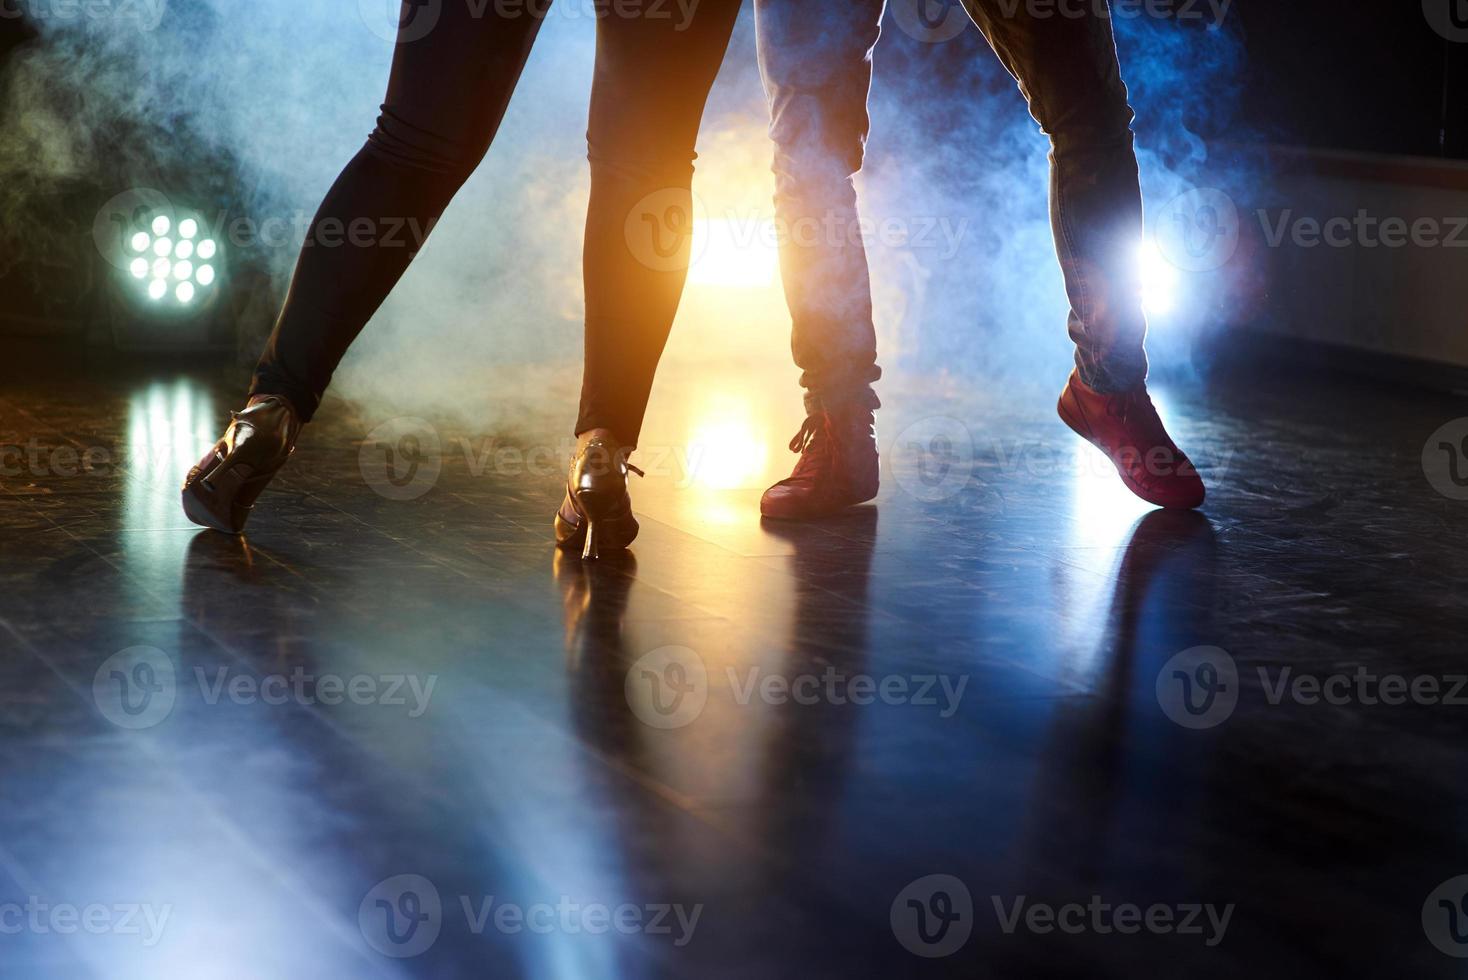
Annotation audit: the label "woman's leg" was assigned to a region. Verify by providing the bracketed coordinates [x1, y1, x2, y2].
[573, 0, 744, 448]
[250, 2, 549, 421]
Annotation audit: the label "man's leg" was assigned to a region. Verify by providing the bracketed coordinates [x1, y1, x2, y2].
[754, 0, 887, 520]
[962, 0, 1205, 508]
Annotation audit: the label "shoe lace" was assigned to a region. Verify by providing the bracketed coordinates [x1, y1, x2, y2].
[786, 414, 838, 480]
[580, 438, 644, 479]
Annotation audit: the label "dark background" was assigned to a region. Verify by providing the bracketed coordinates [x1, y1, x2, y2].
[1231, 0, 1468, 159]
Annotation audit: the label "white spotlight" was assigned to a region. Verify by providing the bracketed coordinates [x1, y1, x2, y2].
[130, 232, 150, 253]
[151, 215, 171, 236]
[176, 281, 195, 303]
[129, 257, 149, 279]
[178, 218, 198, 239]
[196, 264, 215, 286]
[147, 279, 167, 300]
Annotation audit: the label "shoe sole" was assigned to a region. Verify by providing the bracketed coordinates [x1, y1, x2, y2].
[180, 450, 253, 533]
[759, 486, 878, 522]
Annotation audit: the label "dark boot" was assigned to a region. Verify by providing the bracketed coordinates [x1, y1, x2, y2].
[760, 409, 878, 520]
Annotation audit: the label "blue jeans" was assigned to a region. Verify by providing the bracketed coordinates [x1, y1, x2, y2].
[755, 0, 1149, 404]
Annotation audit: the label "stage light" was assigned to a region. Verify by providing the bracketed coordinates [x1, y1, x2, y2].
[689, 218, 778, 288]
[1140, 240, 1180, 316]
[113, 205, 224, 312]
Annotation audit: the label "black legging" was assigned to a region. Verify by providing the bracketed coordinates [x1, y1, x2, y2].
[251, 0, 742, 446]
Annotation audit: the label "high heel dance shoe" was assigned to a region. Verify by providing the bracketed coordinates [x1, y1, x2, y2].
[181, 394, 301, 534]
[554, 435, 642, 560]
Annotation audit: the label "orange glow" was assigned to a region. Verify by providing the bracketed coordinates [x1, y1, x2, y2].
[688, 218, 779, 288]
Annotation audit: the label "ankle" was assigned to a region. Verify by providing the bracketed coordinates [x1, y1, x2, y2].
[576, 427, 619, 454]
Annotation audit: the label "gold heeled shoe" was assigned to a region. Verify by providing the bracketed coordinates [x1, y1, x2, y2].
[181, 395, 301, 534]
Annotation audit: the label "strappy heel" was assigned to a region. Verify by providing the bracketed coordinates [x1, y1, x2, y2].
[554, 437, 643, 560]
[181, 395, 301, 534]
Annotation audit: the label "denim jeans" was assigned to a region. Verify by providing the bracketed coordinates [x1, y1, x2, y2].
[754, 0, 1149, 403]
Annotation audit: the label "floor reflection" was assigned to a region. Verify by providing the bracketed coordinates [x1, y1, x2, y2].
[1022, 509, 1220, 890]
[8, 341, 1467, 975]
[556, 513, 878, 960]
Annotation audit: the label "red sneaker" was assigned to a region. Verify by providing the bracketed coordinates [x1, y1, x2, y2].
[760, 410, 879, 520]
[1057, 370, 1206, 510]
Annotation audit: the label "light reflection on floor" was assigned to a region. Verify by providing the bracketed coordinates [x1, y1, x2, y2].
[6, 343, 1464, 975]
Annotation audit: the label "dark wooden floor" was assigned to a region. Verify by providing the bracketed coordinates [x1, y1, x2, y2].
[1, 344, 1466, 978]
